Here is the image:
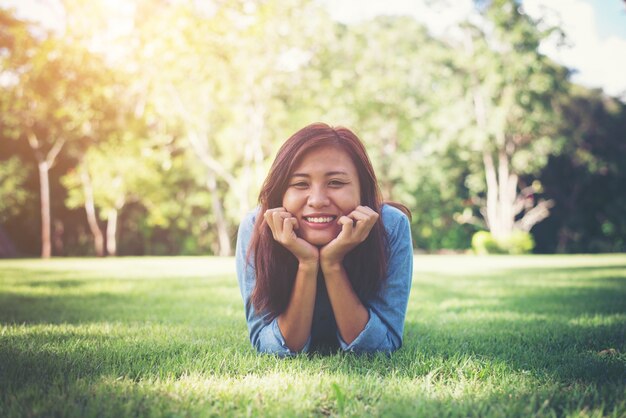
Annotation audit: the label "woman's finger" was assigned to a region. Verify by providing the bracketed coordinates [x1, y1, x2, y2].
[264, 211, 276, 235]
[264, 207, 285, 225]
[337, 215, 354, 226]
[348, 207, 379, 241]
[265, 209, 290, 240]
[271, 211, 288, 236]
[350, 207, 378, 226]
[336, 215, 354, 238]
[282, 217, 297, 240]
[355, 205, 379, 219]
[349, 209, 369, 223]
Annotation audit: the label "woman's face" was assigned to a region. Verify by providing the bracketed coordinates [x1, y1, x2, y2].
[282, 145, 361, 246]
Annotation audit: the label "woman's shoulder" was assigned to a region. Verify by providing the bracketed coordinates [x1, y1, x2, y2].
[241, 207, 262, 226]
[239, 208, 260, 239]
[381, 203, 409, 224]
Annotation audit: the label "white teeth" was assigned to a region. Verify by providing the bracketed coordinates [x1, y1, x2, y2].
[305, 217, 334, 223]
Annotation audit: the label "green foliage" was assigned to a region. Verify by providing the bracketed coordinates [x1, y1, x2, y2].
[0, 256, 625, 416]
[507, 230, 535, 254]
[472, 230, 535, 254]
[0, 157, 29, 223]
[534, 87, 626, 253]
[472, 231, 503, 254]
[410, 165, 477, 251]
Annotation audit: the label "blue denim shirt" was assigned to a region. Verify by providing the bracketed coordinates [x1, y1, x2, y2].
[235, 204, 413, 356]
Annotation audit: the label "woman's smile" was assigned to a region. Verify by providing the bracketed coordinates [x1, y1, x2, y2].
[302, 213, 338, 229]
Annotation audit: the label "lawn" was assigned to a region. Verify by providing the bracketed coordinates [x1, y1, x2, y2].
[0, 255, 625, 417]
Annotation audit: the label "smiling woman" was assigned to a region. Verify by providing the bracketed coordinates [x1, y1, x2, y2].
[282, 145, 361, 246]
[235, 123, 413, 356]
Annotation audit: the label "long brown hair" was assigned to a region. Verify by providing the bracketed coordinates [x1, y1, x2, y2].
[249, 123, 406, 318]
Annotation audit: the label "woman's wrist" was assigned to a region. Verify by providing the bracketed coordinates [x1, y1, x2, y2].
[298, 258, 320, 272]
[320, 258, 344, 276]
[319, 248, 345, 271]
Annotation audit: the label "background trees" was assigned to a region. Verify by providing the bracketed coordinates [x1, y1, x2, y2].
[534, 87, 626, 253]
[1, 0, 624, 256]
[427, 0, 570, 251]
[1, 9, 121, 257]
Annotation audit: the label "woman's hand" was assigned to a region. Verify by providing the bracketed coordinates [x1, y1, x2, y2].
[264, 207, 319, 265]
[320, 205, 379, 269]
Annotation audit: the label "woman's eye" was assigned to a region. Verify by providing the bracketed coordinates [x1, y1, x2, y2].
[329, 180, 347, 187]
[290, 182, 308, 189]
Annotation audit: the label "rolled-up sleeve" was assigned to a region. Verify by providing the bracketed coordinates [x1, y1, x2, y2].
[235, 210, 310, 356]
[337, 207, 413, 354]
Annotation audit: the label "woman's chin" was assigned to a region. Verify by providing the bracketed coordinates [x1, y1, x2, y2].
[302, 232, 336, 247]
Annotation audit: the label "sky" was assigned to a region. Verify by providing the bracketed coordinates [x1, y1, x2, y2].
[2, 0, 626, 99]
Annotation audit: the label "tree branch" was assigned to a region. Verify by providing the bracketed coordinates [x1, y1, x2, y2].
[165, 83, 238, 189]
[454, 210, 486, 229]
[515, 199, 555, 232]
[513, 184, 537, 216]
[46, 137, 66, 166]
[26, 131, 44, 162]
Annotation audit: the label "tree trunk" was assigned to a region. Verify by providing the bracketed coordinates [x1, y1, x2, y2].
[482, 151, 499, 236]
[37, 160, 52, 258]
[106, 208, 118, 256]
[483, 149, 521, 241]
[475, 89, 519, 241]
[27, 132, 65, 259]
[207, 173, 232, 256]
[496, 149, 517, 240]
[80, 167, 105, 256]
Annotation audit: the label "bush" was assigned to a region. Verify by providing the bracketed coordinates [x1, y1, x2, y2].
[472, 230, 535, 255]
[506, 230, 535, 254]
[471, 231, 503, 255]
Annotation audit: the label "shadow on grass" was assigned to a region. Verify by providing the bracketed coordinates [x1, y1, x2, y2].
[504, 278, 626, 316]
[0, 271, 240, 326]
[0, 266, 251, 392]
[404, 267, 626, 385]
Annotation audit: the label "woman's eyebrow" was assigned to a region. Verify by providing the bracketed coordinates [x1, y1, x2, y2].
[325, 171, 349, 176]
[290, 171, 349, 178]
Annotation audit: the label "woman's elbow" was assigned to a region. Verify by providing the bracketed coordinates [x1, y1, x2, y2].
[251, 338, 307, 357]
[377, 333, 403, 354]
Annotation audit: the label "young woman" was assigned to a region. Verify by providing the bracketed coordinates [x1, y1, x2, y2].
[235, 123, 413, 356]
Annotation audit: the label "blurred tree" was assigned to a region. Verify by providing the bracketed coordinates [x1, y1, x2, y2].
[63, 134, 162, 256]
[0, 156, 29, 223]
[535, 86, 626, 253]
[129, 0, 327, 255]
[1, 9, 118, 257]
[442, 0, 569, 244]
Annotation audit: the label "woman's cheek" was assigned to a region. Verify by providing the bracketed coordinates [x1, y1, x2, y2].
[281, 192, 297, 214]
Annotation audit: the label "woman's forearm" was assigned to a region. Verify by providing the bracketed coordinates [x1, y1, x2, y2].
[321, 262, 369, 345]
[276, 262, 318, 352]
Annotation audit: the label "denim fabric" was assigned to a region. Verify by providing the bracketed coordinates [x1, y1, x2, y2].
[235, 204, 413, 356]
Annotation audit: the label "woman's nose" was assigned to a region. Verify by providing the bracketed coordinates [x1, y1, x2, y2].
[307, 186, 330, 208]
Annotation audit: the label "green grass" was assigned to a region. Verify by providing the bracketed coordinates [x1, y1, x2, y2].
[1, 255, 625, 417]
